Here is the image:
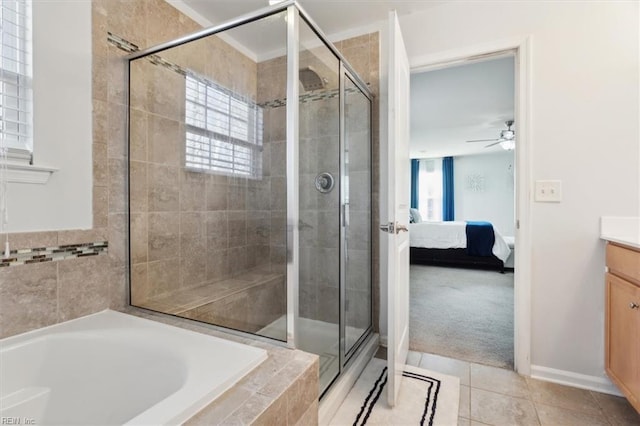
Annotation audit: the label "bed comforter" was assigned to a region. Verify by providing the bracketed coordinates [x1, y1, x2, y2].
[409, 221, 511, 263]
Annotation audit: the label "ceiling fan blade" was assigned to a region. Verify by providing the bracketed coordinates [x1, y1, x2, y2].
[466, 138, 499, 143]
[484, 140, 505, 148]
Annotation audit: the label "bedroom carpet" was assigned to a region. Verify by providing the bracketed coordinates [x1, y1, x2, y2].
[410, 265, 514, 369]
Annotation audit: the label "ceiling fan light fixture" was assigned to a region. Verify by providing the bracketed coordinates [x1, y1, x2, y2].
[500, 129, 515, 140]
[500, 139, 515, 151]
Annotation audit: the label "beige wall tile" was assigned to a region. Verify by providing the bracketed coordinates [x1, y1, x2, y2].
[130, 263, 149, 305]
[294, 399, 319, 426]
[148, 259, 180, 297]
[228, 213, 247, 249]
[206, 180, 229, 212]
[130, 213, 148, 265]
[129, 60, 150, 112]
[0, 263, 58, 338]
[287, 360, 320, 425]
[129, 161, 148, 213]
[107, 101, 127, 159]
[93, 142, 109, 187]
[58, 228, 107, 246]
[0, 231, 58, 250]
[148, 114, 181, 166]
[145, 0, 184, 46]
[228, 183, 247, 211]
[93, 185, 109, 228]
[252, 394, 287, 426]
[208, 249, 231, 284]
[108, 158, 126, 214]
[180, 170, 207, 212]
[108, 213, 127, 265]
[206, 211, 229, 251]
[180, 250, 207, 289]
[148, 164, 180, 212]
[129, 108, 148, 162]
[146, 65, 185, 121]
[93, 99, 108, 144]
[148, 212, 180, 261]
[104, 0, 146, 47]
[109, 264, 127, 310]
[58, 256, 110, 321]
[223, 393, 273, 425]
[228, 246, 248, 274]
[184, 385, 254, 426]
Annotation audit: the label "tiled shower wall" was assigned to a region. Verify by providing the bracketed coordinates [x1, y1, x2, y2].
[0, 0, 380, 340]
[126, 27, 276, 305]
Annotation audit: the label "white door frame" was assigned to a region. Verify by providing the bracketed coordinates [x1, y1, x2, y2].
[408, 36, 533, 375]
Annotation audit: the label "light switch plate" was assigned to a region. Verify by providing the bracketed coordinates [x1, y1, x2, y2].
[535, 180, 562, 202]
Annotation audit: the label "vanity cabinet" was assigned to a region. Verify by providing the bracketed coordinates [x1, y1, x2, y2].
[605, 242, 640, 413]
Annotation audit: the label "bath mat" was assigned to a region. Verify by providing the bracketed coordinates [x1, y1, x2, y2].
[329, 358, 459, 426]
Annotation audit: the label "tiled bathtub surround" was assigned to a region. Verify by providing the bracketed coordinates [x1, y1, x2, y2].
[130, 308, 319, 425]
[0, 241, 108, 267]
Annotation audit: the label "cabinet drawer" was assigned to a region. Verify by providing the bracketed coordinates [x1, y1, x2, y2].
[607, 243, 640, 284]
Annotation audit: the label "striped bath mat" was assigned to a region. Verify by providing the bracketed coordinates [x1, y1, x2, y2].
[330, 358, 459, 426]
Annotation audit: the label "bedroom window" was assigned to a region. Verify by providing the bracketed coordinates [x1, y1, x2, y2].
[184, 73, 263, 178]
[418, 158, 443, 221]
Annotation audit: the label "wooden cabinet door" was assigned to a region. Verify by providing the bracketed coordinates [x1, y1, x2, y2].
[606, 272, 640, 407]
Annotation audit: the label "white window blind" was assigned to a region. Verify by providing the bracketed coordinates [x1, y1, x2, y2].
[185, 74, 263, 178]
[0, 0, 32, 155]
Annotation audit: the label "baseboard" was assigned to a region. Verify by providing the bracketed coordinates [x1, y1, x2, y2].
[530, 365, 623, 397]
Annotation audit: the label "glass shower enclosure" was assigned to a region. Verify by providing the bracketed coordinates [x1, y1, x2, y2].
[126, 0, 372, 396]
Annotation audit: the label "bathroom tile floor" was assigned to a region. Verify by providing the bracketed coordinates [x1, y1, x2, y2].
[374, 348, 640, 425]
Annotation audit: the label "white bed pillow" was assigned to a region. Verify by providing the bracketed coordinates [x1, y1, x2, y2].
[410, 208, 422, 223]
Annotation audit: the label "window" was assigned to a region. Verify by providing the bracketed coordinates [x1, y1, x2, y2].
[0, 0, 32, 158]
[418, 158, 443, 221]
[185, 74, 263, 178]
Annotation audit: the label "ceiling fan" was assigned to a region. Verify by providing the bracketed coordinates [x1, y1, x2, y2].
[466, 120, 516, 149]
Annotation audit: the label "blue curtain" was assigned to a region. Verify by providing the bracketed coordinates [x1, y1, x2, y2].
[442, 156, 454, 221]
[410, 159, 419, 209]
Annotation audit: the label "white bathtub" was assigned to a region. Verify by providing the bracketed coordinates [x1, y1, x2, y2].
[0, 310, 267, 425]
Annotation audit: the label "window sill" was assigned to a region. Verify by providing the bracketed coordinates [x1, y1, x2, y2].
[2, 163, 58, 184]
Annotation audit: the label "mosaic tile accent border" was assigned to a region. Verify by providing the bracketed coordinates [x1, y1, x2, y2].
[107, 32, 360, 110]
[0, 241, 109, 267]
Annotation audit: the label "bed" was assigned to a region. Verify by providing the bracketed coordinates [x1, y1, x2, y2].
[409, 220, 511, 272]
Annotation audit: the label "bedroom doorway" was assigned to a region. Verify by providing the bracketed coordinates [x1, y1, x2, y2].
[406, 50, 525, 371]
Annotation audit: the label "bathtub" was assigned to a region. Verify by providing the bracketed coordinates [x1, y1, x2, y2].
[0, 310, 267, 425]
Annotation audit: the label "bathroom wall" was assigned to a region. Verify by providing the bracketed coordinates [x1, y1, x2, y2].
[0, 0, 380, 340]
[453, 151, 516, 236]
[0, 0, 206, 338]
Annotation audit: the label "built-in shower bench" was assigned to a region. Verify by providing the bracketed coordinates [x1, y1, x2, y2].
[139, 271, 286, 333]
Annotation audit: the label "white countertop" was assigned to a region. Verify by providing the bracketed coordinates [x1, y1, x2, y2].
[601, 216, 640, 249]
